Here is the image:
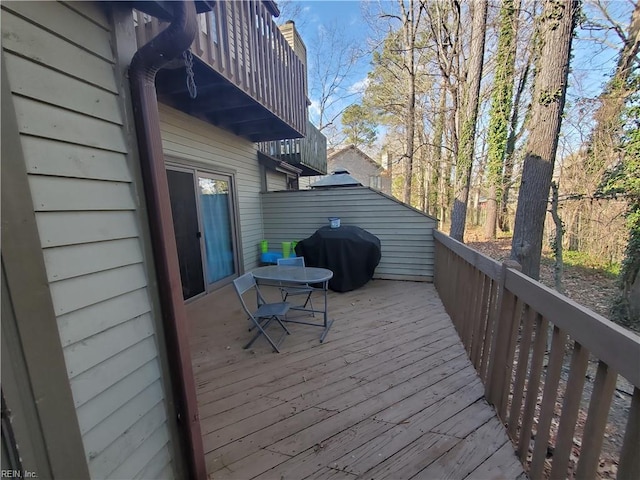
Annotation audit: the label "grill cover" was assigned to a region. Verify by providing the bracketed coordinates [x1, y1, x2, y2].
[296, 226, 381, 292]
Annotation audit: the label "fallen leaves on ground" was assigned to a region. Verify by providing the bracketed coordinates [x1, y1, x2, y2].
[466, 238, 618, 320]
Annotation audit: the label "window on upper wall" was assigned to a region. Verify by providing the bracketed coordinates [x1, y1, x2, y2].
[369, 175, 381, 190]
[166, 165, 240, 300]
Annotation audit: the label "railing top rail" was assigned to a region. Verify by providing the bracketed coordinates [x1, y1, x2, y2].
[505, 268, 640, 388]
[434, 230, 502, 279]
[435, 229, 640, 388]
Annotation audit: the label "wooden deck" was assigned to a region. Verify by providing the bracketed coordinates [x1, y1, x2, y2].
[187, 280, 526, 480]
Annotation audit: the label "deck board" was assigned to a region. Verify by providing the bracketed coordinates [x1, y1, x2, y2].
[189, 280, 526, 479]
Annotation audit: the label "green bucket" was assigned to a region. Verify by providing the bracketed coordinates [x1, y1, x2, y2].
[260, 240, 268, 253]
[282, 241, 292, 258]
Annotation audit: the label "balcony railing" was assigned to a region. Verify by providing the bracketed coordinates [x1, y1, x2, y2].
[434, 230, 640, 478]
[133, 1, 307, 138]
[257, 121, 327, 175]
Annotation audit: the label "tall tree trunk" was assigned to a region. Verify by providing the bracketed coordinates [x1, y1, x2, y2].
[430, 87, 447, 217]
[511, 0, 578, 280]
[418, 151, 426, 212]
[401, 0, 421, 205]
[550, 182, 565, 293]
[450, 0, 489, 241]
[418, 125, 429, 212]
[485, 183, 499, 238]
[403, 70, 416, 204]
[484, 0, 520, 239]
[499, 56, 531, 232]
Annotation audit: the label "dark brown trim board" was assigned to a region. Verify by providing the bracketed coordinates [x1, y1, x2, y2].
[1, 51, 91, 480]
[108, 4, 189, 477]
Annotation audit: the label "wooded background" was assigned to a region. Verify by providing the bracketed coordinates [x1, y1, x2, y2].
[280, 0, 639, 326]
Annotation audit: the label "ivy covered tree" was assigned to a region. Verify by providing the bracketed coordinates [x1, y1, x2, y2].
[600, 73, 640, 326]
[510, 0, 579, 279]
[485, 0, 521, 240]
[341, 104, 377, 149]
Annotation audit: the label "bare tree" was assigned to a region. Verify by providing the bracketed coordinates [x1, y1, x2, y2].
[423, 0, 463, 220]
[511, 0, 580, 279]
[373, 0, 426, 204]
[450, 0, 489, 241]
[309, 22, 360, 139]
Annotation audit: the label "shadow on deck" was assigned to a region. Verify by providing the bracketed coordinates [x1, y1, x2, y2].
[187, 280, 526, 479]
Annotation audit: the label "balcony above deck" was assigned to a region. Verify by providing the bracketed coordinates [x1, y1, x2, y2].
[257, 121, 328, 175]
[133, 1, 307, 142]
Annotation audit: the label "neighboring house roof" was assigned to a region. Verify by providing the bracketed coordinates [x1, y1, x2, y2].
[310, 170, 363, 188]
[328, 145, 386, 171]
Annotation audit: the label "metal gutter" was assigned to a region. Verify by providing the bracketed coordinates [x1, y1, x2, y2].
[129, 2, 206, 478]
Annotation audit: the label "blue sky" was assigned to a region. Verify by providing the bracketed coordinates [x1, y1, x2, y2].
[278, 0, 376, 142]
[279, 0, 634, 154]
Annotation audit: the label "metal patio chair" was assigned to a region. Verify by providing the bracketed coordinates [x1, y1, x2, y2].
[233, 272, 290, 353]
[277, 257, 315, 316]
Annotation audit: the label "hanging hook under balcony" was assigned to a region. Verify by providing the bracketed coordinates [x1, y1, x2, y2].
[183, 50, 197, 99]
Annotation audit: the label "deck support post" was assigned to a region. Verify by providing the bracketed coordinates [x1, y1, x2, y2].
[485, 259, 521, 414]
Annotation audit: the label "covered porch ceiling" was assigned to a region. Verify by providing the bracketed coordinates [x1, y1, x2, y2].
[155, 59, 304, 143]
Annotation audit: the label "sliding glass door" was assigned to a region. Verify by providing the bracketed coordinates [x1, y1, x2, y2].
[167, 165, 239, 300]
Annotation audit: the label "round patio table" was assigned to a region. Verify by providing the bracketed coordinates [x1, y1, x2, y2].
[252, 265, 334, 342]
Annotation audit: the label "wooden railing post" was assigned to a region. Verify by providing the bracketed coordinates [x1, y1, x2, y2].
[618, 387, 640, 479]
[485, 259, 521, 413]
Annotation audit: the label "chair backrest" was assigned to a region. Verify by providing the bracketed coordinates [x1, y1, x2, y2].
[277, 256, 305, 267]
[233, 272, 256, 295]
[233, 273, 263, 317]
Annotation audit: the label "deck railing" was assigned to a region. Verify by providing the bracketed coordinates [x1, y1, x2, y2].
[257, 120, 327, 175]
[434, 230, 640, 479]
[133, 1, 307, 136]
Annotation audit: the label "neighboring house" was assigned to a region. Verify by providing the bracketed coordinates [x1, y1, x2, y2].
[303, 145, 392, 195]
[1, 1, 323, 479]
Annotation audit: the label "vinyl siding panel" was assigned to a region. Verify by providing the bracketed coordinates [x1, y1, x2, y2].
[30, 176, 135, 211]
[64, 313, 155, 379]
[57, 289, 151, 347]
[48, 264, 149, 316]
[262, 187, 437, 280]
[1, 2, 175, 478]
[42, 238, 144, 282]
[266, 170, 288, 191]
[13, 96, 127, 152]
[70, 337, 160, 408]
[22, 136, 133, 181]
[0, 8, 118, 92]
[76, 359, 161, 435]
[2, 1, 114, 60]
[3, 53, 123, 124]
[159, 104, 264, 272]
[35, 211, 141, 247]
[134, 445, 173, 479]
[82, 382, 164, 463]
[106, 419, 170, 480]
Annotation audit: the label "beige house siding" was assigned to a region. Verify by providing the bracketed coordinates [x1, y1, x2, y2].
[159, 104, 264, 272]
[266, 170, 289, 191]
[1, 2, 176, 478]
[261, 187, 436, 280]
[298, 175, 316, 190]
